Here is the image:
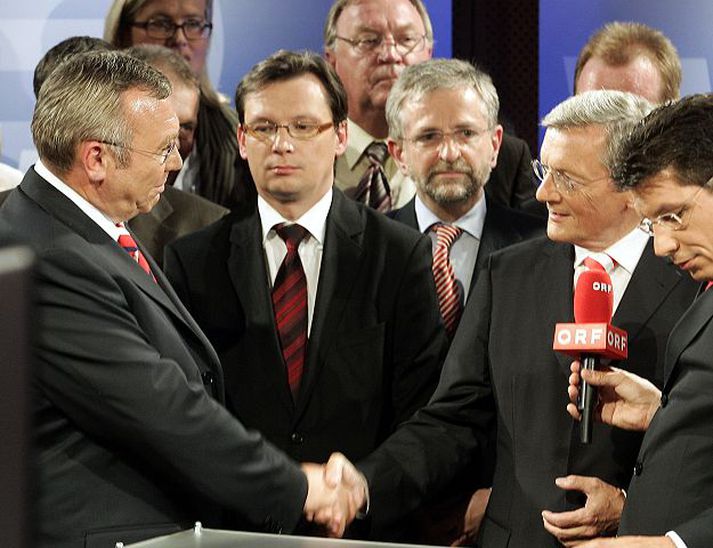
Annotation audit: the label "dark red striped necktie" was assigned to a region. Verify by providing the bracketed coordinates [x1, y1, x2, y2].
[272, 223, 309, 399]
[116, 224, 153, 280]
[430, 223, 464, 339]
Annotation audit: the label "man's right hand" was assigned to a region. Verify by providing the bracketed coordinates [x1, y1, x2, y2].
[567, 361, 661, 432]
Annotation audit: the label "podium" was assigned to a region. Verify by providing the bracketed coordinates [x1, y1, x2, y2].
[124, 523, 431, 548]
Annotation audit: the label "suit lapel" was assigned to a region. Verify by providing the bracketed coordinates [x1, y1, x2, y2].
[663, 286, 713, 388]
[21, 170, 222, 375]
[613, 240, 684, 347]
[295, 191, 365, 419]
[472, 200, 517, 292]
[227, 209, 295, 412]
[545, 241, 577, 375]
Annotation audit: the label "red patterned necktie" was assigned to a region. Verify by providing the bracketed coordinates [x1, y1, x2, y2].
[431, 223, 464, 338]
[272, 224, 309, 399]
[355, 142, 392, 213]
[116, 225, 153, 279]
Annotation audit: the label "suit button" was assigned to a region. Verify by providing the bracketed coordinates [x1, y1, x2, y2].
[634, 461, 643, 476]
[661, 393, 669, 407]
[290, 432, 304, 445]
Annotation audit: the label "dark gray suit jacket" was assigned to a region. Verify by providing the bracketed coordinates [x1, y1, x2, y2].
[359, 235, 698, 547]
[619, 287, 713, 548]
[0, 168, 306, 548]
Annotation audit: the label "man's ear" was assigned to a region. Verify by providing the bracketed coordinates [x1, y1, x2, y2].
[388, 138, 409, 175]
[237, 124, 249, 160]
[80, 141, 110, 183]
[334, 120, 348, 157]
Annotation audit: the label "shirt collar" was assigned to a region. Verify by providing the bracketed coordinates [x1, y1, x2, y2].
[344, 119, 383, 169]
[574, 227, 650, 274]
[34, 159, 123, 241]
[414, 190, 487, 239]
[258, 188, 333, 245]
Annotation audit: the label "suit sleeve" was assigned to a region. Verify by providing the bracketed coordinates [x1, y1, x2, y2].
[388, 234, 449, 426]
[360, 256, 497, 528]
[673, 509, 713, 548]
[34, 248, 307, 532]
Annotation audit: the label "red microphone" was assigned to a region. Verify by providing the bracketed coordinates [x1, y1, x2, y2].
[553, 265, 628, 444]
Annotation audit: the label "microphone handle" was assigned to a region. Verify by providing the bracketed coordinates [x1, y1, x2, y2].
[579, 354, 598, 445]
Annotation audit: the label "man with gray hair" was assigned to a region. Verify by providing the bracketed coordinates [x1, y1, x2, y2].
[324, 0, 536, 213]
[0, 50, 357, 547]
[327, 90, 697, 546]
[388, 59, 543, 339]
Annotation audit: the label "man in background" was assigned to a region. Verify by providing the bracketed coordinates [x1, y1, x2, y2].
[574, 21, 681, 104]
[324, 0, 535, 212]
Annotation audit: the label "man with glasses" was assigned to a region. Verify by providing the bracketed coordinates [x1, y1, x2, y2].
[565, 94, 713, 548]
[164, 50, 448, 536]
[0, 50, 363, 547]
[325, 90, 697, 546]
[323, 0, 537, 213]
[383, 57, 543, 544]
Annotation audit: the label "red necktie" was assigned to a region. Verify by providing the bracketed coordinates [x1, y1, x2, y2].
[706, 281, 713, 291]
[355, 142, 392, 213]
[117, 226, 153, 279]
[272, 224, 309, 399]
[431, 223, 464, 338]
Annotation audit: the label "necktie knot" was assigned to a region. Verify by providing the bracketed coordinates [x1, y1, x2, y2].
[583, 253, 616, 275]
[116, 226, 153, 280]
[365, 141, 389, 166]
[431, 223, 463, 250]
[275, 223, 308, 253]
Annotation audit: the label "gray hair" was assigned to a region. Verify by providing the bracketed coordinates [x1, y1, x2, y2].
[323, 0, 433, 50]
[32, 50, 171, 173]
[386, 58, 499, 139]
[542, 90, 653, 173]
[126, 44, 199, 90]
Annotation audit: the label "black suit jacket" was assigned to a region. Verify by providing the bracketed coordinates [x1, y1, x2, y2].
[359, 235, 698, 547]
[619, 287, 713, 548]
[0, 168, 306, 548]
[390, 196, 544, 293]
[128, 186, 227, 269]
[485, 133, 536, 212]
[165, 189, 447, 468]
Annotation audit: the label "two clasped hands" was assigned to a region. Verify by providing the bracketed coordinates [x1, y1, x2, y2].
[300, 453, 368, 537]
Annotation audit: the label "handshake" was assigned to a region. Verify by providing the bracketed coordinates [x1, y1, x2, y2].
[301, 453, 369, 537]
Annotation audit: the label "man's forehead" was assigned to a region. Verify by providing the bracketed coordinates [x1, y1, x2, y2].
[337, 0, 425, 30]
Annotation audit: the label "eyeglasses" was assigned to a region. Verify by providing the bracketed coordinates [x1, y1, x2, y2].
[131, 18, 213, 40]
[100, 140, 178, 165]
[334, 33, 428, 56]
[242, 121, 335, 142]
[405, 128, 490, 150]
[638, 186, 705, 236]
[532, 159, 610, 194]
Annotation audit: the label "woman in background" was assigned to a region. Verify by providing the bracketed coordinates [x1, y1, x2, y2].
[105, 0, 254, 209]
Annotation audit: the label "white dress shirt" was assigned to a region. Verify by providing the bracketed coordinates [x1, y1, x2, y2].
[574, 227, 650, 314]
[415, 192, 487, 303]
[334, 119, 415, 209]
[258, 189, 332, 336]
[34, 160, 123, 241]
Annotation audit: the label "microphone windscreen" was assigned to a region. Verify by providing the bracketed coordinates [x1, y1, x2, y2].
[574, 269, 613, 323]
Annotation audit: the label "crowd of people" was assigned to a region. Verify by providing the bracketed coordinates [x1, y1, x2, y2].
[1, 1, 712, 548]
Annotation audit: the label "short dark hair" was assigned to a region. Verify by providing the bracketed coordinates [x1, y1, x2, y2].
[234, 50, 348, 125]
[613, 93, 713, 190]
[33, 36, 114, 98]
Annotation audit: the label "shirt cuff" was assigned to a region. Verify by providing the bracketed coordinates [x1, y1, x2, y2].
[666, 531, 688, 548]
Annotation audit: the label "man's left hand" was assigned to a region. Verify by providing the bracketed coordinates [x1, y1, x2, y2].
[541, 475, 626, 546]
